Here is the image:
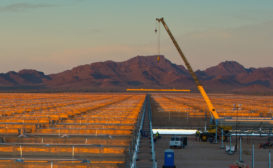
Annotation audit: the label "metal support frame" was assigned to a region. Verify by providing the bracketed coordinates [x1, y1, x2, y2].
[269, 151, 271, 168]
[239, 136, 243, 162]
[220, 128, 224, 149]
[130, 96, 147, 168]
[130, 95, 157, 168]
[215, 120, 218, 144]
[252, 144, 255, 168]
[228, 135, 233, 155]
[147, 95, 157, 168]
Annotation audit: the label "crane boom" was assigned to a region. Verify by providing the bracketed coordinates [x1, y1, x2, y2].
[156, 17, 220, 120]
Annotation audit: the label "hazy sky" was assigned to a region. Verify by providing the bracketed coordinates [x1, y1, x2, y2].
[1, 0, 273, 74]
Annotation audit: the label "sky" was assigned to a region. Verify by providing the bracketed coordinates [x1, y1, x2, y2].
[0, 0, 273, 74]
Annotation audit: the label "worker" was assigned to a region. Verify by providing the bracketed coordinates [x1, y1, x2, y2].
[156, 131, 159, 139]
[156, 131, 161, 140]
[196, 130, 200, 141]
[153, 131, 160, 142]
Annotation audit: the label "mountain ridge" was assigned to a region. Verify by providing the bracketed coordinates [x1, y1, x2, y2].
[0, 55, 272, 94]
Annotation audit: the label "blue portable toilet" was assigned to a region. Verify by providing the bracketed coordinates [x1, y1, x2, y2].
[163, 149, 175, 168]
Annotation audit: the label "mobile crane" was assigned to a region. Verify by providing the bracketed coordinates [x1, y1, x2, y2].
[156, 17, 231, 142]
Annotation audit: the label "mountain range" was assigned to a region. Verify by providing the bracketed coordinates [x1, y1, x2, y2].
[0, 55, 272, 94]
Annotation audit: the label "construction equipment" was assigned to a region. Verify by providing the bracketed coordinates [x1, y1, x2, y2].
[169, 135, 183, 149]
[156, 17, 231, 141]
[156, 17, 219, 121]
[169, 135, 187, 149]
[197, 125, 231, 142]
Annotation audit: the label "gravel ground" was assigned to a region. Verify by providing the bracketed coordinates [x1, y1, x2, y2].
[154, 135, 271, 168]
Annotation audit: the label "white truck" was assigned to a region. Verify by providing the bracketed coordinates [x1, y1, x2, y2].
[169, 136, 183, 149]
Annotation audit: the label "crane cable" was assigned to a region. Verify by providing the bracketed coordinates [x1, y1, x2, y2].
[155, 21, 161, 62]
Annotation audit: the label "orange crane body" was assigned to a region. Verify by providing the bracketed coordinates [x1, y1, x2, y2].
[156, 17, 220, 121]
